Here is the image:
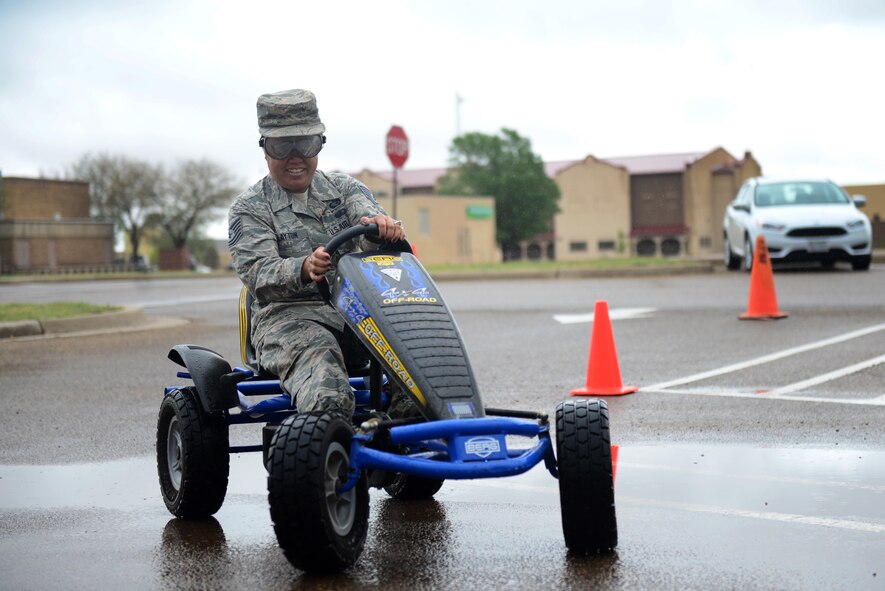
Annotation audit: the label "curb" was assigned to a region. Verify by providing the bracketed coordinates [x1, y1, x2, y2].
[0, 307, 188, 340]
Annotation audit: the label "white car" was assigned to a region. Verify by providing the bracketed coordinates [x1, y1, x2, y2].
[723, 178, 873, 272]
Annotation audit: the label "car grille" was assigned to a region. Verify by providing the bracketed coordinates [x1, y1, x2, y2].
[787, 227, 846, 237]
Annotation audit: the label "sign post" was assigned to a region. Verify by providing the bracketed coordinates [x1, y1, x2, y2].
[385, 125, 409, 219]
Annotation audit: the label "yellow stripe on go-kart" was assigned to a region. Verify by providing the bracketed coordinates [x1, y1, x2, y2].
[357, 316, 426, 407]
[239, 286, 249, 366]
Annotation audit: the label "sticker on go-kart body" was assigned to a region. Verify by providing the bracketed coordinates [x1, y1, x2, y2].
[361, 255, 402, 266]
[448, 401, 477, 418]
[359, 255, 441, 306]
[455, 434, 508, 461]
[356, 316, 426, 407]
[337, 278, 370, 324]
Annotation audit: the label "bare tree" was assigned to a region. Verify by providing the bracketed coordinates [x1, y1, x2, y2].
[67, 153, 162, 262]
[160, 159, 240, 249]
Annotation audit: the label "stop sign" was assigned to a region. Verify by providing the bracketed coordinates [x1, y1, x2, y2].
[386, 125, 409, 169]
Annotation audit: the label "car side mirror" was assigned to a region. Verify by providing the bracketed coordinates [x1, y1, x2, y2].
[852, 195, 867, 208]
[733, 203, 750, 213]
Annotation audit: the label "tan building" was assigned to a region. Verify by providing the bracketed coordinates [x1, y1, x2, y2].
[353, 169, 498, 266]
[0, 176, 115, 273]
[842, 183, 885, 247]
[552, 156, 631, 261]
[546, 148, 761, 259]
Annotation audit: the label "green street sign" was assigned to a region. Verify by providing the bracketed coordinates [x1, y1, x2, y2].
[466, 205, 493, 219]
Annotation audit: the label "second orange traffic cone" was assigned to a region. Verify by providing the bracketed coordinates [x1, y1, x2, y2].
[739, 235, 789, 320]
[571, 300, 638, 396]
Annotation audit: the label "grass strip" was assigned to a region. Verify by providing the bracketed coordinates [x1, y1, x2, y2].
[0, 302, 123, 322]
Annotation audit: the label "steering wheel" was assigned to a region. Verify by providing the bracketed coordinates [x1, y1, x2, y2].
[317, 223, 413, 302]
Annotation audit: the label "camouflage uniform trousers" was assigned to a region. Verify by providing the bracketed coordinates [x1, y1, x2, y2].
[257, 319, 356, 417]
[257, 318, 420, 419]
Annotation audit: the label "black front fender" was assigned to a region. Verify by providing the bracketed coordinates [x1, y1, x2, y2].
[168, 344, 238, 412]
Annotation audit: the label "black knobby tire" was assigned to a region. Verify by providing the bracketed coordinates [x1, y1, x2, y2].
[852, 255, 871, 271]
[267, 412, 369, 573]
[724, 233, 741, 270]
[743, 235, 754, 272]
[384, 473, 444, 500]
[556, 399, 618, 554]
[157, 387, 230, 518]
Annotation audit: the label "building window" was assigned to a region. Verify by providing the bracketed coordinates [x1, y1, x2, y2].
[661, 238, 681, 256]
[699, 236, 712, 248]
[526, 243, 542, 260]
[598, 240, 615, 251]
[570, 241, 588, 252]
[636, 239, 657, 256]
[458, 229, 470, 257]
[418, 208, 430, 235]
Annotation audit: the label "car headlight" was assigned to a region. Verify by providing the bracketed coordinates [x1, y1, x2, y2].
[759, 221, 785, 231]
[847, 219, 867, 229]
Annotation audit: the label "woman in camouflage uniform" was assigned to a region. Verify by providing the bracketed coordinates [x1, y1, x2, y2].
[228, 89, 405, 417]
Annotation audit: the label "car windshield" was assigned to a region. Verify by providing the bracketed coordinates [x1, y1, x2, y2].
[754, 182, 850, 207]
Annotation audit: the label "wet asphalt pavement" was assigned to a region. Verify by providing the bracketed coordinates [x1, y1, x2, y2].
[1, 267, 884, 589]
[1, 445, 882, 590]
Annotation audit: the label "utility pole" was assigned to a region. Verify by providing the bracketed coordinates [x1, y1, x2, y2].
[455, 92, 464, 137]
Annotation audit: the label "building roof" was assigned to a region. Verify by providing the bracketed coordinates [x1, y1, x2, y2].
[358, 150, 713, 190]
[371, 167, 447, 189]
[602, 152, 707, 175]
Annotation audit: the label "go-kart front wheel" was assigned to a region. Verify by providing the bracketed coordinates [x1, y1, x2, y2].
[156, 387, 230, 518]
[267, 412, 369, 573]
[384, 473, 444, 500]
[555, 398, 617, 554]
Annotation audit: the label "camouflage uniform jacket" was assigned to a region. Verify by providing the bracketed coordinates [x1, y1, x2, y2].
[228, 170, 386, 346]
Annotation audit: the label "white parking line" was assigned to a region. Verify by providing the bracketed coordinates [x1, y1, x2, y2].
[645, 322, 885, 391]
[620, 496, 885, 534]
[458, 472, 885, 534]
[768, 353, 885, 395]
[643, 388, 885, 406]
[553, 307, 656, 324]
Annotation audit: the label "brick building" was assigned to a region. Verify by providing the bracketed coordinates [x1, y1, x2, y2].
[0, 176, 115, 273]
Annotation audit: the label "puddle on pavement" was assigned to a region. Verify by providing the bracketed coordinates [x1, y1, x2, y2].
[2, 444, 883, 529]
[2, 443, 883, 591]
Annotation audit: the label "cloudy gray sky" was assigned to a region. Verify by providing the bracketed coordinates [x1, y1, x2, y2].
[2, 0, 884, 235]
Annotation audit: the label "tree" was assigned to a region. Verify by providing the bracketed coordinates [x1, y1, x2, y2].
[68, 153, 162, 262]
[159, 159, 240, 250]
[438, 129, 560, 251]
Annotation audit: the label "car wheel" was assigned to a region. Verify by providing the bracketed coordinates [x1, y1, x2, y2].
[384, 473, 445, 500]
[555, 399, 617, 554]
[723, 233, 741, 270]
[852, 255, 871, 271]
[157, 387, 230, 518]
[267, 412, 369, 573]
[743, 235, 754, 273]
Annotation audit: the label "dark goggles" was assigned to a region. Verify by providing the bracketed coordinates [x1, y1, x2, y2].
[259, 135, 326, 160]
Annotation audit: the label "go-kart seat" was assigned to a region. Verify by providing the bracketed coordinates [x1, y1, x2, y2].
[238, 286, 372, 378]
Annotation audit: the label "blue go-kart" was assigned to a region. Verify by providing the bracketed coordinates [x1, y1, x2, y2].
[157, 224, 617, 573]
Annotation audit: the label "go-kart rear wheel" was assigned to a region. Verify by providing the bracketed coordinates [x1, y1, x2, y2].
[267, 412, 369, 573]
[555, 398, 617, 554]
[156, 387, 229, 518]
[384, 473, 444, 500]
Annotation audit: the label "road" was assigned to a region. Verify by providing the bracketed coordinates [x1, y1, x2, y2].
[1, 266, 884, 589]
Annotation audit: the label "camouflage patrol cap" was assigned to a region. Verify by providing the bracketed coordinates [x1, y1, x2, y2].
[257, 89, 326, 138]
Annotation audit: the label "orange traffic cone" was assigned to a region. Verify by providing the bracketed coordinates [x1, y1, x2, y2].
[739, 235, 789, 320]
[570, 300, 638, 396]
[611, 444, 619, 485]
